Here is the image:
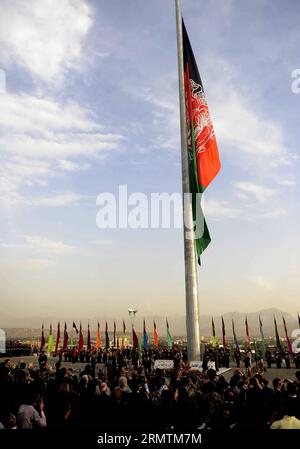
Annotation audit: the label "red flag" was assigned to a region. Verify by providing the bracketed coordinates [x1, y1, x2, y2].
[55, 322, 60, 353]
[62, 322, 68, 351]
[79, 322, 84, 350]
[113, 320, 116, 347]
[132, 327, 138, 349]
[153, 321, 159, 349]
[87, 323, 91, 350]
[96, 321, 101, 349]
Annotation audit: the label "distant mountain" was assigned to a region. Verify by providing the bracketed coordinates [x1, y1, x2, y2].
[1, 308, 298, 339]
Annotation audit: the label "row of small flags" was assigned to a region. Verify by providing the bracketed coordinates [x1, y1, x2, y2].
[40, 319, 173, 352]
[213, 313, 300, 354]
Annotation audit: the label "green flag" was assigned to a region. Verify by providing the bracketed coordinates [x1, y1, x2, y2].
[47, 323, 54, 353]
[166, 319, 173, 349]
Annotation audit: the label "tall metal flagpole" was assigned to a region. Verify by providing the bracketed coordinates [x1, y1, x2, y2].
[175, 0, 201, 361]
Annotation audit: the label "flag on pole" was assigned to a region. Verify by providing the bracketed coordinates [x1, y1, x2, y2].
[143, 320, 149, 350]
[245, 316, 251, 351]
[166, 319, 173, 349]
[259, 315, 266, 357]
[105, 321, 109, 349]
[113, 321, 116, 347]
[132, 326, 139, 349]
[122, 320, 126, 348]
[87, 323, 91, 350]
[96, 321, 101, 349]
[274, 316, 284, 354]
[62, 322, 68, 351]
[211, 317, 217, 347]
[298, 312, 300, 329]
[232, 319, 239, 352]
[72, 322, 79, 334]
[183, 20, 221, 262]
[55, 322, 60, 353]
[282, 315, 292, 354]
[221, 316, 226, 347]
[47, 323, 54, 353]
[153, 321, 159, 349]
[40, 322, 45, 352]
[79, 322, 84, 350]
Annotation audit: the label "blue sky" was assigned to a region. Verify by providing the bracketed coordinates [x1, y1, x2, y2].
[0, 0, 299, 326]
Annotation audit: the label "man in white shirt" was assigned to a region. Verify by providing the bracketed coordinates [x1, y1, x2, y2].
[17, 395, 46, 429]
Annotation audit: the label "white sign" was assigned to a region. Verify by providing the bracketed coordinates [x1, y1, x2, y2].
[0, 329, 6, 353]
[189, 361, 202, 370]
[154, 360, 174, 370]
[207, 361, 216, 370]
[189, 361, 216, 371]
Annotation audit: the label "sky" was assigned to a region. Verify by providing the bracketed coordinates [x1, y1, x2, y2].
[0, 0, 299, 327]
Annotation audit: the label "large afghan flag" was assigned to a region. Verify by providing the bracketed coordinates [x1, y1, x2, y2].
[183, 20, 221, 261]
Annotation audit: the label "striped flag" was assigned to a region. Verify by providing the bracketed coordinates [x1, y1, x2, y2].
[55, 322, 60, 353]
[96, 321, 101, 349]
[183, 20, 221, 262]
[245, 316, 251, 351]
[282, 315, 292, 354]
[232, 319, 239, 352]
[143, 320, 149, 350]
[259, 315, 266, 357]
[153, 321, 159, 349]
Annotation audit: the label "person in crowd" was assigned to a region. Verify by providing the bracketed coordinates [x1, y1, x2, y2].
[16, 394, 46, 429]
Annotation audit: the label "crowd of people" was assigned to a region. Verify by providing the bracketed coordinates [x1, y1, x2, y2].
[0, 346, 300, 430]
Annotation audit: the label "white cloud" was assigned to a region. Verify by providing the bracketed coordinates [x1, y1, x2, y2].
[248, 275, 273, 291]
[23, 235, 74, 254]
[58, 160, 91, 172]
[277, 180, 297, 187]
[1, 235, 74, 254]
[32, 192, 84, 207]
[235, 181, 277, 203]
[205, 199, 241, 219]
[93, 239, 113, 246]
[213, 92, 286, 162]
[0, 93, 124, 206]
[0, 0, 93, 83]
[259, 208, 287, 219]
